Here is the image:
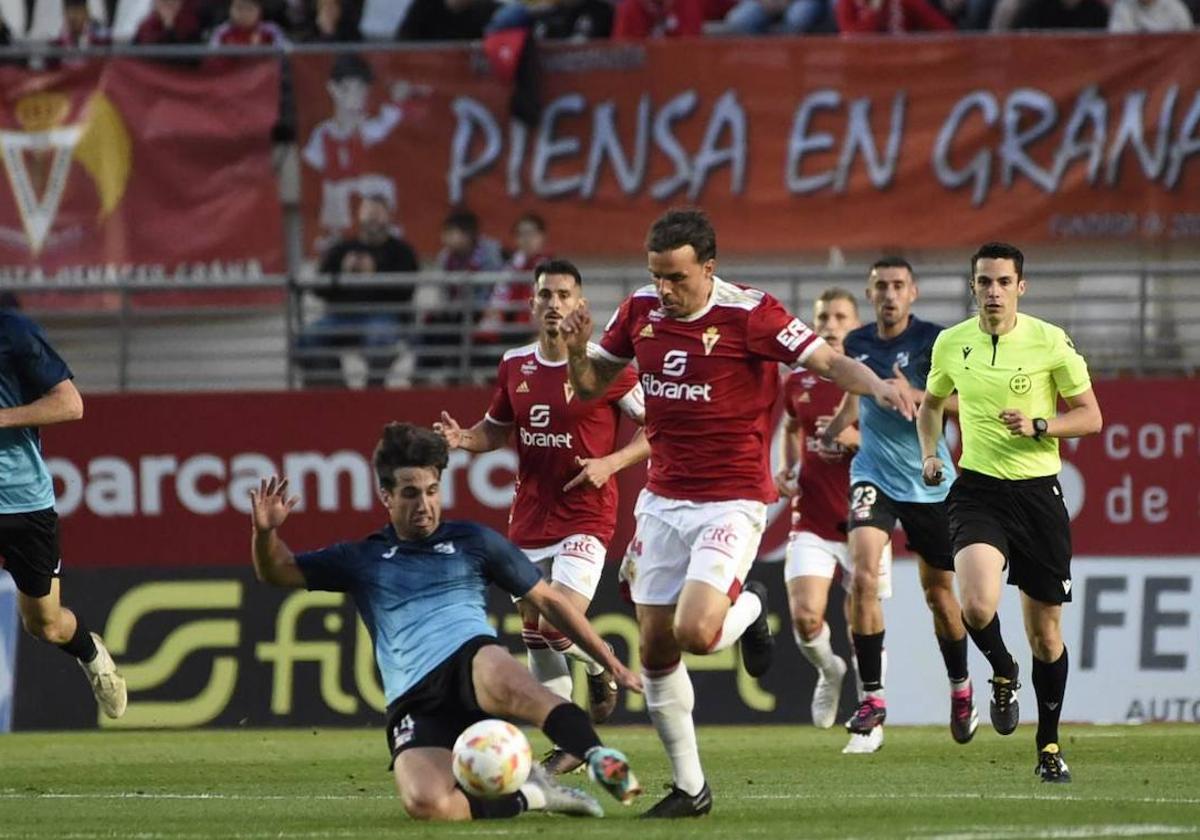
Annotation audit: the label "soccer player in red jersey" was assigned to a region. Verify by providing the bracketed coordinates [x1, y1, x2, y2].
[436, 259, 649, 773]
[774, 288, 894, 753]
[560, 209, 914, 817]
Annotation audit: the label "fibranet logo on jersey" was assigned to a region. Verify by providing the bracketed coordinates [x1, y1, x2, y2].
[519, 427, 575, 448]
[640, 372, 712, 402]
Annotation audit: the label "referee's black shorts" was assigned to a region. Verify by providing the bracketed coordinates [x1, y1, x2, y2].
[947, 469, 1073, 604]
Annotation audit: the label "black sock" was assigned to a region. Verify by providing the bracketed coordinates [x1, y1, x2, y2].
[937, 634, 969, 683]
[466, 791, 526, 819]
[1032, 647, 1069, 750]
[852, 631, 885, 693]
[58, 620, 97, 663]
[542, 703, 602, 759]
[963, 613, 1016, 679]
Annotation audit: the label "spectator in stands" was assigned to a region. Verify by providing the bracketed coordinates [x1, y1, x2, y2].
[211, 0, 290, 43]
[488, 0, 616, 39]
[836, 0, 954, 31]
[1011, 0, 1108, 28]
[474, 211, 550, 346]
[612, 0, 705, 37]
[135, 0, 204, 44]
[299, 0, 363, 40]
[416, 209, 505, 384]
[397, 0, 500, 40]
[1108, 0, 1193, 30]
[724, 0, 832, 35]
[931, 0, 996, 28]
[54, 0, 112, 48]
[297, 194, 420, 389]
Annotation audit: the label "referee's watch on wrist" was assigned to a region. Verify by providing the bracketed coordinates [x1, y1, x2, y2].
[1032, 417, 1048, 439]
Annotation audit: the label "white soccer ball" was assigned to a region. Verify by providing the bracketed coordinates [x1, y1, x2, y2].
[451, 719, 532, 798]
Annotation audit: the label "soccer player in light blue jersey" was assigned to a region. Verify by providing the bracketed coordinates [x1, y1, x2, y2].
[250, 422, 642, 821]
[0, 305, 126, 719]
[821, 258, 975, 752]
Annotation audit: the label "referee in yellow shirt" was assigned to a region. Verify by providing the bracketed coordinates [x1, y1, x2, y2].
[917, 243, 1102, 784]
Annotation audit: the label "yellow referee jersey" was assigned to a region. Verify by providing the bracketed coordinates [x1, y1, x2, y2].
[927, 314, 1091, 480]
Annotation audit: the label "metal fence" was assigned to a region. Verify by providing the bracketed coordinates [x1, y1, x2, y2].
[11, 261, 1200, 392]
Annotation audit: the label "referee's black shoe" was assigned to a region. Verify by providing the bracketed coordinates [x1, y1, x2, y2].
[1036, 744, 1072, 783]
[739, 581, 774, 678]
[988, 660, 1021, 735]
[640, 783, 713, 818]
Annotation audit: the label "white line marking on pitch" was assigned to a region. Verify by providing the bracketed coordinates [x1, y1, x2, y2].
[920, 825, 1198, 840]
[740, 792, 1200, 806]
[0, 791, 391, 801]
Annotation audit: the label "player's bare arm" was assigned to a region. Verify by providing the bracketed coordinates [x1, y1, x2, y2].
[560, 300, 628, 399]
[774, 414, 801, 497]
[890, 363, 959, 415]
[0, 379, 83, 429]
[563, 428, 651, 492]
[817, 392, 859, 449]
[522, 580, 644, 693]
[999, 388, 1102, 438]
[249, 477, 306, 589]
[917, 392, 948, 486]
[434, 410, 511, 453]
[805, 343, 915, 420]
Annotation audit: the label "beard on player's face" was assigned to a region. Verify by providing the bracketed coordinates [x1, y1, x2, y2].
[650, 247, 714, 318]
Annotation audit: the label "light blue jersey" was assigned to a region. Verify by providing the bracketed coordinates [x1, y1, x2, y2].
[296, 519, 541, 703]
[0, 311, 73, 514]
[843, 317, 955, 503]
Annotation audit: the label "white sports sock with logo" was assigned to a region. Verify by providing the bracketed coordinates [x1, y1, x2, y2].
[707, 588, 763, 652]
[644, 662, 705, 796]
[795, 621, 838, 674]
[528, 647, 573, 700]
[560, 643, 605, 677]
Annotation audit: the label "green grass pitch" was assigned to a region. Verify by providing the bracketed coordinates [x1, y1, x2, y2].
[1, 724, 1197, 838]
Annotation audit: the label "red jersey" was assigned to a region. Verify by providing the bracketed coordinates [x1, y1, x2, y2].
[598, 278, 824, 504]
[783, 372, 851, 543]
[487, 343, 644, 548]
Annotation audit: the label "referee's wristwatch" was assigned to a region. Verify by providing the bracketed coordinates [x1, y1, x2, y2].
[1032, 417, 1048, 439]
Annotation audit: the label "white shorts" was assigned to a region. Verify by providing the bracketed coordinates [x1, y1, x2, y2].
[783, 530, 894, 600]
[621, 490, 767, 606]
[515, 533, 607, 602]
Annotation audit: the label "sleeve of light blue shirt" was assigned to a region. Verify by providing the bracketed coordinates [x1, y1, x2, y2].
[296, 542, 358, 592]
[475, 526, 542, 598]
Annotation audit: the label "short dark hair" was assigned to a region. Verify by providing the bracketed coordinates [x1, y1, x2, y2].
[971, 242, 1024, 279]
[442, 208, 479, 238]
[816, 287, 858, 313]
[330, 52, 373, 83]
[533, 259, 582, 288]
[514, 212, 545, 233]
[870, 256, 916, 281]
[373, 423, 449, 489]
[646, 208, 717, 263]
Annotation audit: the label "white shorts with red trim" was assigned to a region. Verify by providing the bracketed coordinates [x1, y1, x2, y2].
[783, 530, 893, 599]
[620, 489, 767, 606]
[515, 533, 607, 602]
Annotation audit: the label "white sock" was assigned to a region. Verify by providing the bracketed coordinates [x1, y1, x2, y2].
[519, 779, 546, 811]
[560, 642, 605, 677]
[708, 588, 764, 653]
[528, 646, 573, 700]
[794, 622, 838, 674]
[644, 662, 705, 796]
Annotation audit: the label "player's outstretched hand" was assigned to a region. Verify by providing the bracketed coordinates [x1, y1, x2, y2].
[874, 379, 915, 421]
[564, 456, 613, 492]
[998, 408, 1033, 437]
[558, 298, 593, 355]
[922, 456, 945, 486]
[433, 411, 464, 449]
[249, 477, 299, 532]
[610, 659, 643, 694]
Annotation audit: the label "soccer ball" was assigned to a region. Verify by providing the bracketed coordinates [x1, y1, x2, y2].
[451, 719, 532, 798]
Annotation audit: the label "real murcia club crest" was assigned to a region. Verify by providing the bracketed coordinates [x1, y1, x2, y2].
[701, 326, 720, 356]
[0, 90, 131, 255]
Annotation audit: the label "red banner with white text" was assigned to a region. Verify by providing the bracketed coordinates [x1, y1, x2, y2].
[0, 58, 284, 307]
[292, 36, 1200, 259]
[34, 378, 1199, 573]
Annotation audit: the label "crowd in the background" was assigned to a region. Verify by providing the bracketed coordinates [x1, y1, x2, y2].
[0, 0, 1195, 50]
